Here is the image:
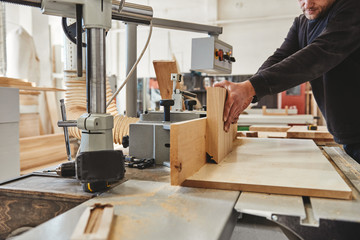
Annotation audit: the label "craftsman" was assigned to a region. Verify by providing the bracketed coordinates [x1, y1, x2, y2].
[214, 0, 360, 163]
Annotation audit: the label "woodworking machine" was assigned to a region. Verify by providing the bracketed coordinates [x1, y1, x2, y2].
[1, 0, 236, 190]
[2, 0, 154, 192]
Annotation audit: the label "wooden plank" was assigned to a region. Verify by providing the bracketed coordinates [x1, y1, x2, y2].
[183, 138, 352, 200]
[153, 60, 179, 100]
[249, 125, 291, 132]
[262, 105, 289, 116]
[206, 87, 236, 163]
[45, 91, 62, 134]
[287, 125, 333, 140]
[0, 84, 65, 91]
[20, 133, 68, 171]
[0, 76, 33, 87]
[170, 118, 207, 186]
[71, 204, 114, 240]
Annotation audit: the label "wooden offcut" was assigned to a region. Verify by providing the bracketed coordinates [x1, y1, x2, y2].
[153, 60, 180, 100]
[71, 204, 114, 240]
[287, 125, 333, 140]
[206, 87, 236, 163]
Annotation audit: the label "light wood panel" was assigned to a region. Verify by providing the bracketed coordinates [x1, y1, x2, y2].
[287, 125, 333, 140]
[184, 138, 351, 200]
[170, 118, 207, 186]
[20, 133, 68, 171]
[153, 60, 179, 100]
[206, 87, 236, 163]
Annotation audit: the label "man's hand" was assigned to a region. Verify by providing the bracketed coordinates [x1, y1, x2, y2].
[213, 80, 255, 132]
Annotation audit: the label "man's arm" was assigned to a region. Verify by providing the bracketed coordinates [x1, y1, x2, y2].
[214, 17, 300, 131]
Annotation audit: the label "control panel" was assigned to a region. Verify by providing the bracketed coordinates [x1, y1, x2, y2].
[191, 37, 235, 74]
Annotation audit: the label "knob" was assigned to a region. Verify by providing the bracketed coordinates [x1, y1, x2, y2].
[185, 100, 197, 111]
[230, 57, 236, 62]
[159, 99, 174, 122]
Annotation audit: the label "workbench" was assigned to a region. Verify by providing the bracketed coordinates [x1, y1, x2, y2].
[1, 147, 359, 240]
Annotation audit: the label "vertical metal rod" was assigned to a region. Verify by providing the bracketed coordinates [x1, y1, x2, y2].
[86, 28, 106, 114]
[60, 99, 72, 161]
[125, 23, 137, 117]
[76, 4, 83, 77]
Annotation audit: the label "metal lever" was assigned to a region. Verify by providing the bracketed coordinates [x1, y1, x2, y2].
[59, 99, 72, 161]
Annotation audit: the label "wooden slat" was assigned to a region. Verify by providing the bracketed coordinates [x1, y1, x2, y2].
[184, 138, 352, 200]
[287, 125, 333, 140]
[0, 76, 33, 87]
[206, 87, 236, 163]
[20, 133, 67, 171]
[153, 60, 179, 100]
[249, 125, 291, 132]
[170, 118, 207, 186]
[0, 84, 65, 92]
[71, 204, 114, 240]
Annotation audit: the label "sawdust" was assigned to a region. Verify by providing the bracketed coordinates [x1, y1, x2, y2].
[108, 215, 151, 240]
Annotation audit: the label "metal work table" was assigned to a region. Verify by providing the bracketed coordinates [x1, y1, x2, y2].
[3, 147, 360, 240]
[13, 180, 240, 240]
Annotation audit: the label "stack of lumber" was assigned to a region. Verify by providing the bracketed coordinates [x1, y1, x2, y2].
[20, 133, 72, 172]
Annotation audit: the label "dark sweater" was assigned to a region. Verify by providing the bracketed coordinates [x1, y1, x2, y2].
[249, 0, 360, 144]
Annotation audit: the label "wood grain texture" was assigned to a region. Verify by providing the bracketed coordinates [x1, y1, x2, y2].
[20, 133, 68, 171]
[287, 126, 333, 140]
[184, 138, 352, 200]
[153, 60, 179, 100]
[170, 118, 207, 186]
[0, 175, 93, 240]
[206, 87, 236, 163]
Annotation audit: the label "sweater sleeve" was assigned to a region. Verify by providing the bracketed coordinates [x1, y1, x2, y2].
[250, 0, 360, 99]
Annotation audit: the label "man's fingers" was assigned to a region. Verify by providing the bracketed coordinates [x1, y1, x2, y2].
[223, 93, 233, 122]
[213, 80, 228, 88]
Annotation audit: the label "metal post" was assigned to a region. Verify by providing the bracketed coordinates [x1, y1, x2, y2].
[86, 28, 106, 114]
[125, 23, 137, 117]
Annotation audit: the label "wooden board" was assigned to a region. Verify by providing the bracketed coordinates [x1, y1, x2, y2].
[153, 60, 179, 100]
[170, 118, 206, 186]
[206, 87, 236, 163]
[20, 133, 68, 171]
[287, 125, 333, 140]
[183, 138, 351, 200]
[249, 125, 291, 132]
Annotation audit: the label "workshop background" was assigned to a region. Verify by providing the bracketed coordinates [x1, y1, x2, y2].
[2, 1, 357, 240]
[3, 0, 303, 131]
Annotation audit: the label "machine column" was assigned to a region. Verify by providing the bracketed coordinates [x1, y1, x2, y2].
[86, 28, 107, 114]
[125, 23, 138, 117]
